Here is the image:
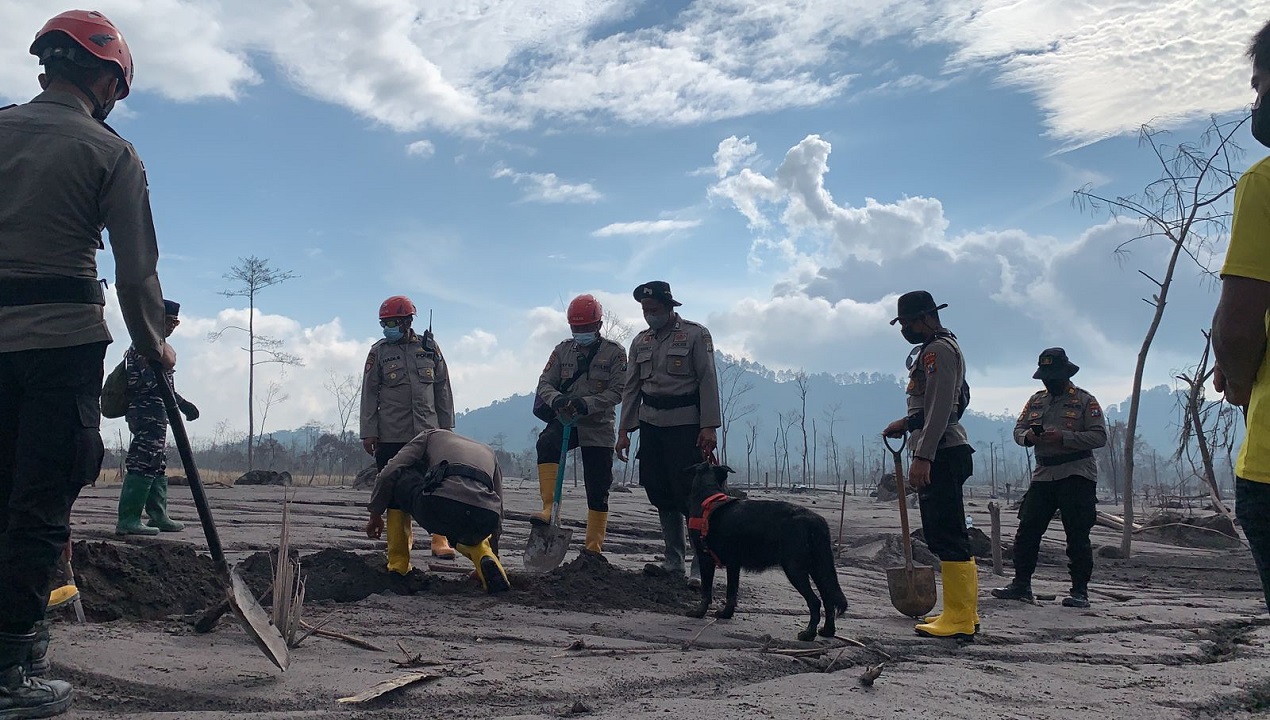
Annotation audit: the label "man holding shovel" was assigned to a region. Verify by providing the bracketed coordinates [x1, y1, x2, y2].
[0, 10, 173, 717]
[533, 294, 627, 555]
[883, 291, 977, 640]
[364, 429, 509, 594]
[616, 281, 721, 586]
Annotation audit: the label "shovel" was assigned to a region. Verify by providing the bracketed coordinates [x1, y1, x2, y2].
[883, 433, 937, 618]
[152, 360, 290, 671]
[523, 420, 575, 573]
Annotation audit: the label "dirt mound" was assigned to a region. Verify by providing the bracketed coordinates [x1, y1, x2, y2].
[503, 552, 696, 613]
[353, 465, 378, 489]
[236, 470, 293, 486]
[237, 548, 431, 602]
[913, 526, 994, 559]
[70, 541, 225, 621]
[840, 533, 940, 570]
[1138, 512, 1241, 549]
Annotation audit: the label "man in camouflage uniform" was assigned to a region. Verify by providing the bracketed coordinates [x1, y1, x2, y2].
[883, 290, 977, 639]
[534, 294, 628, 554]
[361, 295, 457, 569]
[365, 429, 509, 593]
[116, 299, 198, 536]
[616, 281, 720, 585]
[993, 348, 1107, 609]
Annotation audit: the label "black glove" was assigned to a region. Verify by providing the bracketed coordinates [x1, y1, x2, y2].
[551, 396, 570, 411]
[568, 398, 589, 416]
[178, 399, 200, 421]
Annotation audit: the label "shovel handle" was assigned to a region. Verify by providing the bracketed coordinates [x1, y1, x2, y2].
[884, 433, 915, 570]
[548, 421, 574, 528]
[150, 360, 227, 572]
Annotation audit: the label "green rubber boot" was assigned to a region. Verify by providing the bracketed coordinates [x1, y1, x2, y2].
[115, 473, 159, 536]
[144, 475, 185, 532]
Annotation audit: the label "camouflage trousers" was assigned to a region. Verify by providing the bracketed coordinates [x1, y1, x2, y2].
[125, 414, 168, 476]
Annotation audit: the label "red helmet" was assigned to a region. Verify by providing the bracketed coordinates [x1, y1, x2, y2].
[379, 295, 416, 319]
[30, 10, 134, 99]
[567, 294, 603, 326]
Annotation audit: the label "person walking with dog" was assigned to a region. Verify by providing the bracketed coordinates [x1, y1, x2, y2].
[616, 281, 721, 586]
[883, 290, 977, 639]
[364, 429, 510, 594]
[533, 294, 627, 555]
[361, 295, 458, 571]
[115, 299, 198, 536]
[993, 350, 1107, 608]
[0, 10, 174, 717]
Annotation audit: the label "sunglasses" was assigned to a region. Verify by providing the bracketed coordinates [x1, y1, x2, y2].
[380, 318, 406, 328]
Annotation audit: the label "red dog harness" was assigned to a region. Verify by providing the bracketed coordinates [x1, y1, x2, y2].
[687, 492, 733, 568]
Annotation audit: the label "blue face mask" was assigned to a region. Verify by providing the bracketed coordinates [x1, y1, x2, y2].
[383, 326, 404, 342]
[573, 332, 598, 346]
[644, 312, 671, 331]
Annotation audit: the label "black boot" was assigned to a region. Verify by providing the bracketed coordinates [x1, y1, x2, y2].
[26, 624, 48, 677]
[0, 630, 72, 719]
[990, 579, 1034, 603]
[1062, 585, 1090, 608]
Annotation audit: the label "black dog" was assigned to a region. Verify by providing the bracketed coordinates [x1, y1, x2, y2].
[682, 462, 849, 641]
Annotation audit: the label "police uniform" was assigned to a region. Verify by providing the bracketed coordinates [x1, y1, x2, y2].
[620, 281, 721, 577]
[997, 348, 1107, 607]
[535, 336, 627, 552]
[887, 291, 977, 640]
[0, 91, 166, 647]
[368, 430, 509, 593]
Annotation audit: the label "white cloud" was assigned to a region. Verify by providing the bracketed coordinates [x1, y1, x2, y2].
[936, 0, 1252, 146]
[592, 219, 701, 237]
[711, 135, 759, 179]
[405, 139, 435, 158]
[493, 166, 602, 204]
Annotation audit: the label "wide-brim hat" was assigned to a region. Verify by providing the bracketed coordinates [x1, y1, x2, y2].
[633, 280, 682, 307]
[1033, 347, 1080, 380]
[889, 290, 947, 325]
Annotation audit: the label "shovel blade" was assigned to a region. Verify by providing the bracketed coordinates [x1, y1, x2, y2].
[228, 569, 291, 671]
[886, 564, 938, 618]
[523, 524, 573, 574]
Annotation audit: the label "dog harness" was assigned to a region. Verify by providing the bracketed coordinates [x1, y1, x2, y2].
[687, 492, 734, 568]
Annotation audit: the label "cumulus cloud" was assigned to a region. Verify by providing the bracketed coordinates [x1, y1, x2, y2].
[405, 139, 435, 158]
[706, 134, 1224, 397]
[592, 219, 701, 237]
[493, 166, 603, 203]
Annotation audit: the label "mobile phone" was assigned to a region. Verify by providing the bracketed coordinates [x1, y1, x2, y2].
[1029, 424, 1044, 436]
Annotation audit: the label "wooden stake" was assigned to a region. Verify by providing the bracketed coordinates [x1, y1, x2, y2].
[988, 502, 1003, 576]
[298, 620, 385, 652]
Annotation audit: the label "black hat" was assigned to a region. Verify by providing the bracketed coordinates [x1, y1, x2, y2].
[889, 290, 947, 325]
[1033, 347, 1080, 380]
[633, 281, 681, 307]
[163, 299, 180, 317]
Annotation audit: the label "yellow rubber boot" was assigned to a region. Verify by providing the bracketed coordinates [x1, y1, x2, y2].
[915, 560, 978, 639]
[431, 534, 456, 559]
[924, 562, 981, 630]
[584, 510, 608, 554]
[385, 509, 414, 575]
[532, 463, 557, 525]
[455, 537, 511, 594]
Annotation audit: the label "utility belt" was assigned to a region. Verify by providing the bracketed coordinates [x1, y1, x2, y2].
[1036, 450, 1093, 467]
[904, 410, 960, 431]
[641, 391, 700, 410]
[0, 276, 106, 306]
[421, 460, 495, 494]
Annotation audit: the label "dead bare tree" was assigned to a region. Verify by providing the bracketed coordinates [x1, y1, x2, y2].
[324, 372, 361, 440]
[718, 358, 756, 466]
[257, 377, 289, 444]
[795, 372, 809, 485]
[744, 419, 760, 486]
[1174, 330, 1238, 518]
[602, 309, 635, 346]
[211, 256, 301, 470]
[1074, 116, 1246, 557]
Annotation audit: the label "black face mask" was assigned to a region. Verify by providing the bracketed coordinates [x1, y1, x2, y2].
[1043, 380, 1068, 396]
[901, 327, 926, 345]
[1253, 100, 1270, 148]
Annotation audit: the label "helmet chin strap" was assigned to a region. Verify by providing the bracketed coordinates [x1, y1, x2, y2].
[67, 76, 114, 121]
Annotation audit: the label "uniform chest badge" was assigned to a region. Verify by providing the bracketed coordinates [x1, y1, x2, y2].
[388, 372, 398, 380]
[674, 333, 688, 342]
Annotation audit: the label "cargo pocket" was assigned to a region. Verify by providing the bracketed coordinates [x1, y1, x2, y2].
[667, 346, 691, 376]
[71, 393, 105, 488]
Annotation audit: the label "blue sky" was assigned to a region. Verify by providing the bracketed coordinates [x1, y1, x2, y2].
[2, 1, 1259, 438]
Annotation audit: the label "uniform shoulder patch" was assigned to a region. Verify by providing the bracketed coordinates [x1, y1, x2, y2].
[1088, 399, 1102, 418]
[702, 329, 714, 354]
[923, 351, 937, 375]
[363, 351, 376, 375]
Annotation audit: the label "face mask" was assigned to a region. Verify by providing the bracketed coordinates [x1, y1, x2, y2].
[382, 326, 404, 342]
[644, 313, 671, 331]
[572, 332, 598, 346]
[1253, 98, 1270, 148]
[1043, 380, 1068, 395]
[901, 327, 926, 345]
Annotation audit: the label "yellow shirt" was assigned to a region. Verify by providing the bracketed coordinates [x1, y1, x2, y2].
[1222, 156, 1270, 482]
